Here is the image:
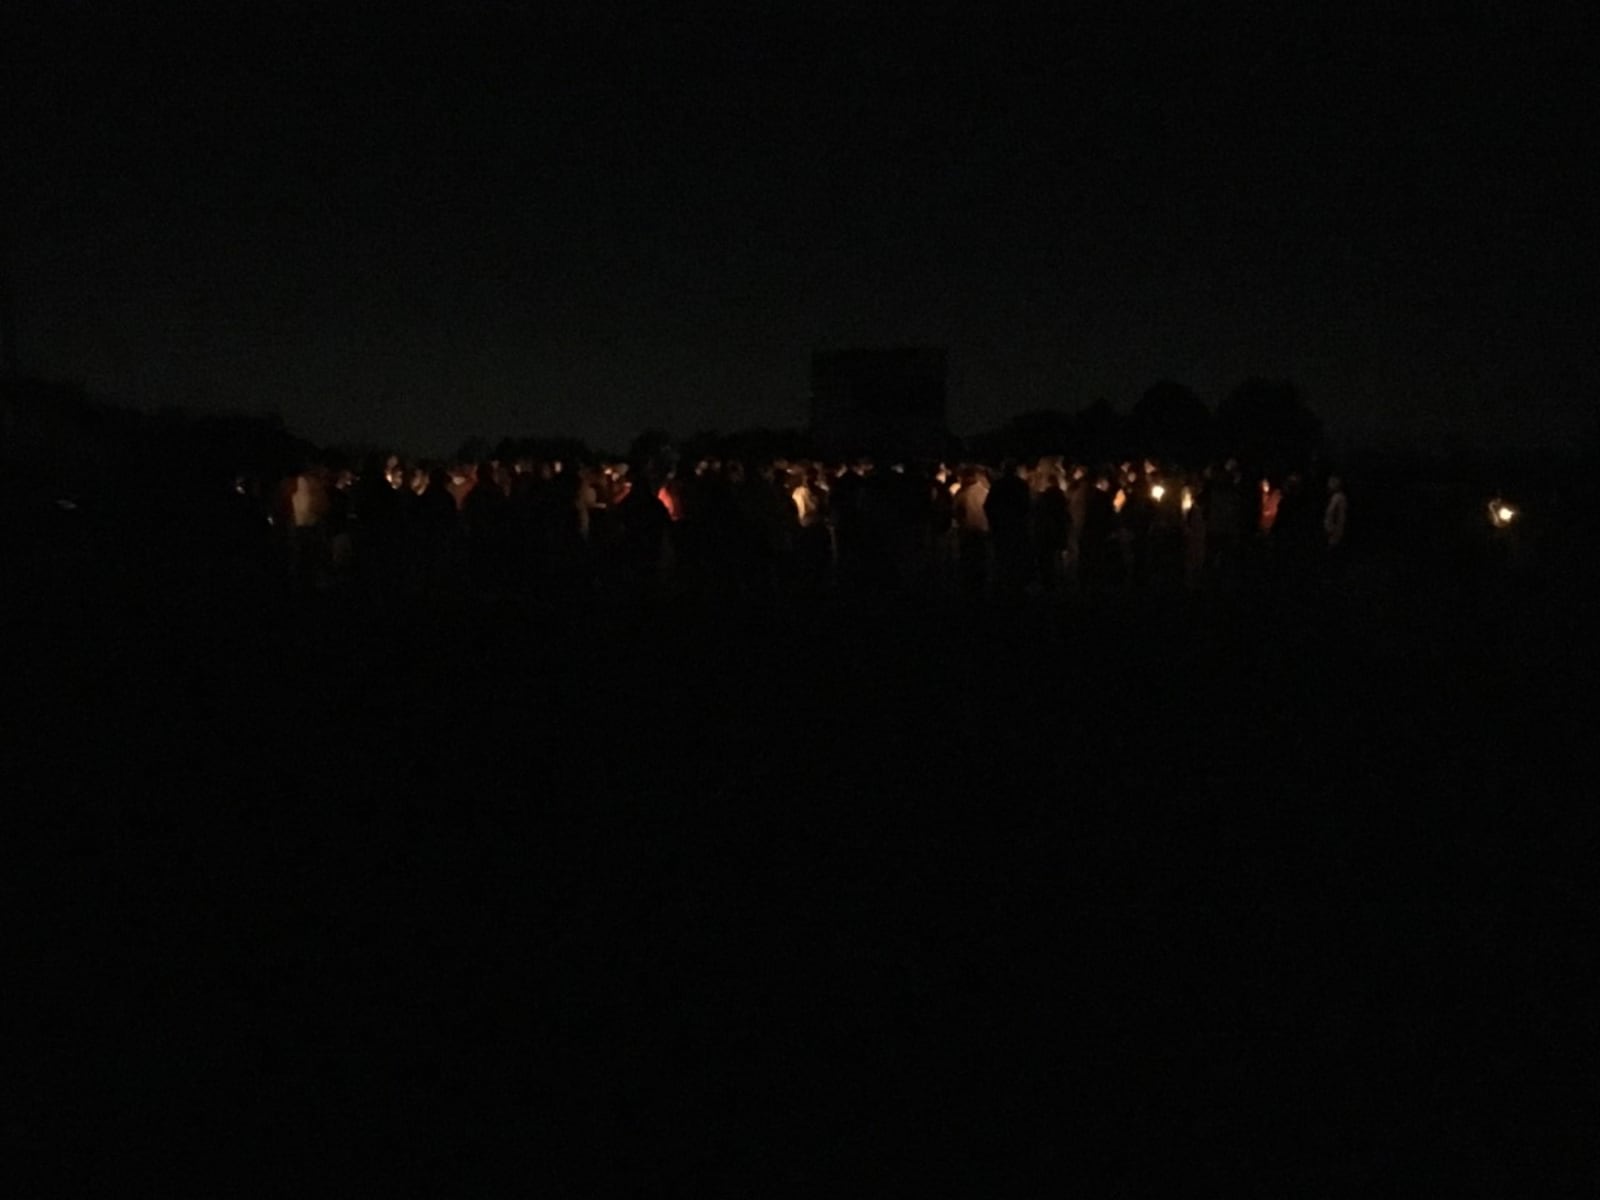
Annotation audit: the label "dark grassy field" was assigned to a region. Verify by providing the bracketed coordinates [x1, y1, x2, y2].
[6, 519, 1595, 1192]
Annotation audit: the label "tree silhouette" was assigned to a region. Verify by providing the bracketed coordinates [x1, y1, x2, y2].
[1076, 397, 1123, 462]
[1132, 380, 1211, 464]
[628, 427, 675, 472]
[1008, 409, 1078, 459]
[680, 429, 723, 463]
[1215, 378, 1321, 469]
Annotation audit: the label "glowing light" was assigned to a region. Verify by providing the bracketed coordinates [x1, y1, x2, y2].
[657, 484, 680, 521]
[1113, 488, 1126, 512]
[1489, 499, 1517, 528]
[1150, 484, 1166, 502]
[1260, 485, 1280, 533]
[1181, 487, 1193, 514]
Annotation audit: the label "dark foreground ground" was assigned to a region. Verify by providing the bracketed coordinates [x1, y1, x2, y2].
[6, 527, 1597, 1193]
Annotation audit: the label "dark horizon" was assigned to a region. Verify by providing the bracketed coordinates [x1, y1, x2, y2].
[5, 4, 1595, 455]
[12, 368, 1594, 475]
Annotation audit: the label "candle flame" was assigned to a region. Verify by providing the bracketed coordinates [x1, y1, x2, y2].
[1488, 498, 1517, 527]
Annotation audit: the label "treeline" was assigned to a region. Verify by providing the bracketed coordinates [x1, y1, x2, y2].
[5, 372, 1590, 498]
[3, 377, 314, 504]
[965, 378, 1322, 470]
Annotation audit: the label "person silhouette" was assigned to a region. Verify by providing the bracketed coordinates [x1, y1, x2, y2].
[984, 460, 1032, 597]
[463, 462, 508, 595]
[1031, 465, 1070, 593]
[953, 466, 992, 600]
[416, 468, 460, 594]
[618, 466, 671, 601]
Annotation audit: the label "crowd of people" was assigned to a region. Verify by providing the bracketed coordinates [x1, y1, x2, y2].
[224, 450, 1351, 606]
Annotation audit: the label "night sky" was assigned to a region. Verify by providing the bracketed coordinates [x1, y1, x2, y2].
[5, 2, 1595, 454]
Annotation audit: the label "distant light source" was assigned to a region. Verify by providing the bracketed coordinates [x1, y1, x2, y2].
[1181, 487, 1193, 514]
[1489, 499, 1517, 528]
[1150, 483, 1166, 502]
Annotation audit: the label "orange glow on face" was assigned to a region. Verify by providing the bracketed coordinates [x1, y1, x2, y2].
[1260, 488, 1280, 532]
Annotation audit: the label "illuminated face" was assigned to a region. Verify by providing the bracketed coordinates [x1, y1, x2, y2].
[1150, 483, 1166, 502]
